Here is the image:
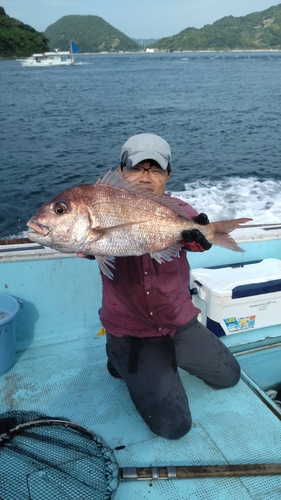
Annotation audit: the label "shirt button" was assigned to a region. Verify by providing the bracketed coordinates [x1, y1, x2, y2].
[146, 291, 150, 295]
[150, 312, 153, 316]
[144, 271, 148, 275]
[158, 327, 162, 331]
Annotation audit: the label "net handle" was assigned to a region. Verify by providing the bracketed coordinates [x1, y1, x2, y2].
[120, 463, 281, 480]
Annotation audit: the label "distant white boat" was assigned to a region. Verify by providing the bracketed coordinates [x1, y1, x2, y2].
[17, 41, 79, 67]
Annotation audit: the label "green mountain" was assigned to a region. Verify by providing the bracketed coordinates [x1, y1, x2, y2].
[0, 7, 49, 57]
[44, 15, 139, 53]
[149, 4, 281, 51]
[1, 4, 281, 58]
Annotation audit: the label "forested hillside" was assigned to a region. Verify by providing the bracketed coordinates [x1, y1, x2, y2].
[149, 4, 281, 51]
[45, 15, 139, 53]
[0, 7, 49, 57]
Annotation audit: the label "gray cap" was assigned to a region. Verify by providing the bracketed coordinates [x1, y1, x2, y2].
[120, 133, 171, 170]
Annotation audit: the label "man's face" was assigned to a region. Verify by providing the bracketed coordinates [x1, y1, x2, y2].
[121, 160, 170, 196]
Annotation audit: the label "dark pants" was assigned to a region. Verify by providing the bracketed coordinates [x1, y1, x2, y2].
[106, 317, 241, 440]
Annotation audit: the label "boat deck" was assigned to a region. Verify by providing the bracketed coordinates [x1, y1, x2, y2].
[1, 331, 280, 499]
[1, 235, 281, 499]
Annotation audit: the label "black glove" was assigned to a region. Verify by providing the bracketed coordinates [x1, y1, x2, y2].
[182, 213, 212, 251]
[192, 213, 209, 225]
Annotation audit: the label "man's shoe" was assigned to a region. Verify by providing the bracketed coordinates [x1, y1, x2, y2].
[107, 360, 122, 379]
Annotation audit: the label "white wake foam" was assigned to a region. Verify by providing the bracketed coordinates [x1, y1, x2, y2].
[170, 177, 281, 224]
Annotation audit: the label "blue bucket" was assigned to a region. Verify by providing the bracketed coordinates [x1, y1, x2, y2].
[0, 293, 20, 375]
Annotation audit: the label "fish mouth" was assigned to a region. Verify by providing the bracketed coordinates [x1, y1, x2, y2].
[26, 220, 50, 237]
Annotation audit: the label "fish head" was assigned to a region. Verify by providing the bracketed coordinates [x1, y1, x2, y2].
[26, 186, 96, 253]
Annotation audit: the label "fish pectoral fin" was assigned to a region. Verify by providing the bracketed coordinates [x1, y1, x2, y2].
[90, 221, 148, 238]
[87, 226, 106, 241]
[150, 243, 182, 263]
[95, 255, 116, 279]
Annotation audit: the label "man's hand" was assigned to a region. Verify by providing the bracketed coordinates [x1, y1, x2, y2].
[77, 253, 96, 260]
[191, 213, 209, 225]
[182, 213, 212, 251]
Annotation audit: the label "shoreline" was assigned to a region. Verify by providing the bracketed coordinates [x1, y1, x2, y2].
[1, 49, 281, 60]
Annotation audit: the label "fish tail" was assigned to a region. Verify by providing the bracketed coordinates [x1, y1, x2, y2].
[210, 218, 252, 252]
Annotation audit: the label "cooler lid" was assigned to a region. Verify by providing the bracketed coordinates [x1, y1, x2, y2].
[191, 258, 281, 298]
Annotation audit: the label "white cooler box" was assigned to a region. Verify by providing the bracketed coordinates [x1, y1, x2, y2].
[190, 258, 281, 337]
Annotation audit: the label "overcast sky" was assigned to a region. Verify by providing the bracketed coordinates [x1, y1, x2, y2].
[2, 0, 278, 39]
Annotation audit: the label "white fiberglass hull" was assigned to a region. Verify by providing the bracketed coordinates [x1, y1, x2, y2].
[18, 56, 74, 67]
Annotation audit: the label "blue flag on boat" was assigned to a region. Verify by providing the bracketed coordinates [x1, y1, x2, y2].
[70, 41, 79, 54]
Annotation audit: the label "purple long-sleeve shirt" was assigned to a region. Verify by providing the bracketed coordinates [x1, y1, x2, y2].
[100, 197, 204, 338]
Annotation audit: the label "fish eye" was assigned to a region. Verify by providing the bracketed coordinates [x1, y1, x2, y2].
[53, 202, 68, 215]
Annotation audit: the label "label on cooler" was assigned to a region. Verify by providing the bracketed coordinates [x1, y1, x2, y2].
[224, 315, 256, 333]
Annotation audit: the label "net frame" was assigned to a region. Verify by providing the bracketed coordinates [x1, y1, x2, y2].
[0, 411, 119, 500]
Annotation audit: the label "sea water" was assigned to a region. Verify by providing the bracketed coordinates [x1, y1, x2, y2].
[1, 51, 281, 238]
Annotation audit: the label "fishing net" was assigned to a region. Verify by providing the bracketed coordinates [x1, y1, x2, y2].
[0, 411, 119, 500]
[1, 411, 280, 500]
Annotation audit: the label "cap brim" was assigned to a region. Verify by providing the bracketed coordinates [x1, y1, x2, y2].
[128, 151, 168, 170]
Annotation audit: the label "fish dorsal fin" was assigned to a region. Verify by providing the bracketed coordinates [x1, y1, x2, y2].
[97, 168, 191, 219]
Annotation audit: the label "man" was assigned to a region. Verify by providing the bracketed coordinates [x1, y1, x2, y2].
[82, 133, 241, 439]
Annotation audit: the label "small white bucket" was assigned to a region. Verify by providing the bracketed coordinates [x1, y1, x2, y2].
[0, 293, 20, 375]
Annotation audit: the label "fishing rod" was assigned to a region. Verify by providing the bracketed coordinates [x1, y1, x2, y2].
[235, 222, 281, 229]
